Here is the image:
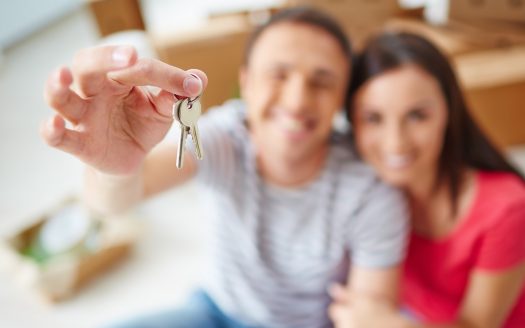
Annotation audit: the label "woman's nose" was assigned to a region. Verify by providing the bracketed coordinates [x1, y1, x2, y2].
[383, 123, 409, 153]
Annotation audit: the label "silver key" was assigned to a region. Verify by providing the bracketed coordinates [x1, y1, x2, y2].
[172, 98, 189, 169]
[178, 97, 203, 161]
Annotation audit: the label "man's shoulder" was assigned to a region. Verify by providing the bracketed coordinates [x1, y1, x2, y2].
[329, 136, 403, 205]
[202, 98, 246, 130]
[330, 134, 378, 181]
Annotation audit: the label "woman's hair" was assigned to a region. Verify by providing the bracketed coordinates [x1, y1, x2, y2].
[349, 32, 524, 212]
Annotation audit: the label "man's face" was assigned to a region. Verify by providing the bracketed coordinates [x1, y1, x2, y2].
[240, 22, 350, 164]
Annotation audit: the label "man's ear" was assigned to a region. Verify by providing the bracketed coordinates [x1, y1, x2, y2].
[239, 66, 248, 99]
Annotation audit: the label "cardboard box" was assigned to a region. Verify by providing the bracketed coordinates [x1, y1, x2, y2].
[447, 18, 525, 49]
[285, 0, 403, 29]
[87, 0, 145, 37]
[153, 14, 252, 110]
[0, 198, 140, 302]
[383, 18, 485, 56]
[285, 0, 402, 16]
[454, 46, 525, 147]
[449, 0, 525, 24]
[382, 18, 525, 57]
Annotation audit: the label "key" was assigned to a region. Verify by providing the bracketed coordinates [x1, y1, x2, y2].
[178, 97, 203, 161]
[172, 97, 188, 169]
[172, 73, 203, 169]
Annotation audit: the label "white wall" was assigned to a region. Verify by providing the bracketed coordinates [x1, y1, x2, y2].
[0, 0, 83, 50]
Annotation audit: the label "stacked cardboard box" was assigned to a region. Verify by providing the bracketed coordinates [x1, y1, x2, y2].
[454, 46, 525, 147]
[449, 0, 525, 24]
[152, 14, 252, 111]
[285, 0, 403, 24]
[285, 0, 405, 49]
[86, 0, 525, 147]
[87, 0, 145, 37]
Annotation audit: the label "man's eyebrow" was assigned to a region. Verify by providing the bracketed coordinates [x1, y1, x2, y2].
[266, 62, 291, 70]
[313, 68, 339, 81]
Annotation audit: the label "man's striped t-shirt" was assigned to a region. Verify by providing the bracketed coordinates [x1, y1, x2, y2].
[186, 100, 408, 328]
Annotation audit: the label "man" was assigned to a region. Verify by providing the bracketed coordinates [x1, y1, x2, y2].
[41, 7, 407, 328]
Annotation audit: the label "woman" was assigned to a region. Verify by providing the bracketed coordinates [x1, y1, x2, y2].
[329, 32, 525, 328]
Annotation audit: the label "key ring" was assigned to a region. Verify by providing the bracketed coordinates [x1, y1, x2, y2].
[174, 73, 202, 110]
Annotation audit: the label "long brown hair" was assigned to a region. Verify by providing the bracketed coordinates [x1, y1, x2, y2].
[349, 32, 524, 212]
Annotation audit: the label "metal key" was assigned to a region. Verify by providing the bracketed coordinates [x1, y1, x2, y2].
[178, 97, 203, 161]
[172, 98, 189, 169]
[172, 74, 203, 169]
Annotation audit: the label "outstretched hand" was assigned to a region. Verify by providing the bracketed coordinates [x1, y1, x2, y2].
[41, 45, 207, 175]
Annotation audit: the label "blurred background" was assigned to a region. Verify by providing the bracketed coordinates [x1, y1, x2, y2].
[0, 0, 524, 327]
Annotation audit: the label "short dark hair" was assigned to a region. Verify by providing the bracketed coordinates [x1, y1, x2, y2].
[243, 6, 353, 67]
[349, 32, 524, 213]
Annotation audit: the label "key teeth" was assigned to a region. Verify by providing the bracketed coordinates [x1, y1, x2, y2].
[176, 126, 188, 169]
[191, 125, 203, 160]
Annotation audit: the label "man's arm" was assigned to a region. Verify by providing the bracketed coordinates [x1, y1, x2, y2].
[84, 144, 198, 215]
[41, 45, 207, 215]
[347, 264, 401, 304]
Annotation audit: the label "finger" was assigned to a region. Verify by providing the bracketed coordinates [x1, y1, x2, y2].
[328, 303, 351, 324]
[147, 89, 179, 118]
[186, 68, 208, 94]
[107, 58, 208, 98]
[44, 67, 88, 124]
[328, 283, 352, 303]
[40, 115, 84, 156]
[72, 45, 137, 97]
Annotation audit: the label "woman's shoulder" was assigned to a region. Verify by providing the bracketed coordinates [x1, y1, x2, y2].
[477, 170, 525, 202]
[475, 170, 525, 221]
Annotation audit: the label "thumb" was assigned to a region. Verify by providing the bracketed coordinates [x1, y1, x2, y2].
[328, 283, 352, 304]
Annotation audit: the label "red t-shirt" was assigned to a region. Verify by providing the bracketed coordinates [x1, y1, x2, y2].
[402, 171, 525, 327]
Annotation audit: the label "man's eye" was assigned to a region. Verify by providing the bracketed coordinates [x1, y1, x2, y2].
[269, 71, 287, 81]
[310, 80, 334, 89]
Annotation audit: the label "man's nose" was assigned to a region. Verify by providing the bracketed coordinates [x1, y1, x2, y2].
[280, 76, 312, 114]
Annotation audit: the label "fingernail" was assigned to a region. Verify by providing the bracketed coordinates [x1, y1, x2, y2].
[112, 46, 133, 66]
[47, 117, 55, 130]
[52, 70, 63, 89]
[183, 74, 202, 95]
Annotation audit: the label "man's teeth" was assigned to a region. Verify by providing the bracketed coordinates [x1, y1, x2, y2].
[385, 155, 412, 168]
[281, 117, 308, 132]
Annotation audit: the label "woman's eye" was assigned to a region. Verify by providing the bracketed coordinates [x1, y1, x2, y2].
[363, 112, 381, 124]
[407, 110, 427, 122]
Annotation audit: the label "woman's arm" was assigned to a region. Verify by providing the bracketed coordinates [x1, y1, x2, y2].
[330, 262, 525, 328]
[452, 262, 525, 328]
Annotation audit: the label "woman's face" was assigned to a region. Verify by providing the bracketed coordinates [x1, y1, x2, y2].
[352, 65, 448, 189]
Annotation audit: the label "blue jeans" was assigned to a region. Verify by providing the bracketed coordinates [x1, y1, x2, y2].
[105, 290, 258, 328]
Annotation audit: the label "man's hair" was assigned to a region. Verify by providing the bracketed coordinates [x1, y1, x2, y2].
[243, 6, 353, 66]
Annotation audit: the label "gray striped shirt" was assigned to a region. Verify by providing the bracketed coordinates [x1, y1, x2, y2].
[188, 100, 408, 328]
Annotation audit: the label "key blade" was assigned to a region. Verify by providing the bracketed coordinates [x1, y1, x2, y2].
[191, 124, 203, 160]
[176, 126, 188, 169]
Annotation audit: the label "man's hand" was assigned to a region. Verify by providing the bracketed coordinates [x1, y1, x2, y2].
[41, 45, 207, 176]
[328, 283, 408, 328]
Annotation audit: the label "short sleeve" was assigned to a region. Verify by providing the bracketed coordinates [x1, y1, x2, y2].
[350, 180, 409, 268]
[184, 101, 242, 188]
[476, 201, 525, 270]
